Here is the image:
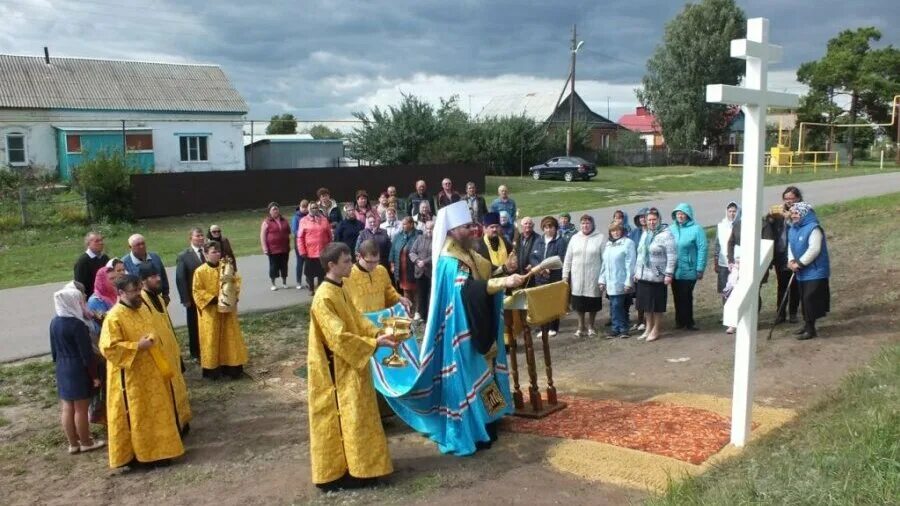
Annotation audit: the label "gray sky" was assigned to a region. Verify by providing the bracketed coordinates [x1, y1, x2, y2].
[1, 0, 896, 125]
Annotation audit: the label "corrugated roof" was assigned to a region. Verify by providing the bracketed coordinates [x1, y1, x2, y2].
[0, 54, 248, 113]
[242, 133, 314, 147]
[477, 92, 566, 122]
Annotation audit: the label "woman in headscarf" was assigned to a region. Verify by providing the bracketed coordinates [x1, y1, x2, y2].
[562, 214, 605, 337]
[787, 202, 831, 339]
[633, 208, 676, 342]
[86, 259, 123, 338]
[208, 224, 237, 268]
[50, 282, 106, 455]
[715, 201, 741, 334]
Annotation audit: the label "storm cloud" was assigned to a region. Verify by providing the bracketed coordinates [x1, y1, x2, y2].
[1, 0, 896, 124]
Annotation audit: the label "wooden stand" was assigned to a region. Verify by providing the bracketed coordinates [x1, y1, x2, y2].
[504, 310, 566, 418]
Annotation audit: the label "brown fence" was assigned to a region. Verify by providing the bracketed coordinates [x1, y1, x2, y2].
[131, 163, 485, 218]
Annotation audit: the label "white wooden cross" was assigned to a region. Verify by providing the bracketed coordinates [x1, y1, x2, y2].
[707, 18, 799, 447]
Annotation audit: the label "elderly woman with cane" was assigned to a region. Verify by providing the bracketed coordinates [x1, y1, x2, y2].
[787, 202, 831, 340]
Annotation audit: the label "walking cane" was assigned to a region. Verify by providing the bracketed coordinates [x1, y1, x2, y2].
[767, 272, 796, 341]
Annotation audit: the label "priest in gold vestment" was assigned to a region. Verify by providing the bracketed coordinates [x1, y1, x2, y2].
[307, 242, 400, 490]
[192, 241, 248, 379]
[138, 263, 192, 433]
[99, 274, 184, 468]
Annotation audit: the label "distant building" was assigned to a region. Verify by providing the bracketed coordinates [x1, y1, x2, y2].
[479, 91, 623, 149]
[0, 52, 248, 180]
[617, 107, 664, 149]
[245, 137, 346, 169]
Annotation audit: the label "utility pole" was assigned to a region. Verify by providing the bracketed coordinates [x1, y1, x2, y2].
[567, 24, 577, 157]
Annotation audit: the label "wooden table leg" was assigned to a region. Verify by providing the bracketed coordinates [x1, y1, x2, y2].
[540, 324, 558, 405]
[522, 320, 543, 412]
[503, 310, 524, 410]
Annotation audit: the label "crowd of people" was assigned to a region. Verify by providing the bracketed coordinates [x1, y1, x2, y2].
[49, 175, 831, 486]
[55, 226, 247, 465]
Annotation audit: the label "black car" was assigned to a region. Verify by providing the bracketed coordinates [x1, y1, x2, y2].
[529, 156, 597, 182]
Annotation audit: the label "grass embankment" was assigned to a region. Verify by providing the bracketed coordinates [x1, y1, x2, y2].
[646, 344, 900, 506]
[646, 192, 900, 505]
[0, 163, 896, 289]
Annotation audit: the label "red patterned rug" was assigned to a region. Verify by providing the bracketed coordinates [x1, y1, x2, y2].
[502, 396, 745, 465]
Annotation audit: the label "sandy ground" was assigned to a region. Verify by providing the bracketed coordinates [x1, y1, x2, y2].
[2, 211, 898, 505]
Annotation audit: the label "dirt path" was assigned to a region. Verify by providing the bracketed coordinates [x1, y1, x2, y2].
[2, 198, 898, 505]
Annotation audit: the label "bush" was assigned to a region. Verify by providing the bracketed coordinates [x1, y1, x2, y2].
[72, 150, 136, 222]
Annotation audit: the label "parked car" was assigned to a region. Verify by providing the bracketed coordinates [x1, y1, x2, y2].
[529, 156, 596, 182]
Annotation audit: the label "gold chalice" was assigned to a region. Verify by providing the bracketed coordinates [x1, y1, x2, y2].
[380, 316, 414, 368]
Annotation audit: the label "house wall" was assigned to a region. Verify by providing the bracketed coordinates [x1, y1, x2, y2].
[0, 109, 245, 175]
[55, 130, 155, 181]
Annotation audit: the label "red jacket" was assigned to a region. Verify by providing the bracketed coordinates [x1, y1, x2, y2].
[297, 215, 333, 259]
[261, 216, 291, 255]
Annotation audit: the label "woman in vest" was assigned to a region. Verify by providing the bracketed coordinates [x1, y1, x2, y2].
[787, 202, 830, 340]
[260, 202, 291, 290]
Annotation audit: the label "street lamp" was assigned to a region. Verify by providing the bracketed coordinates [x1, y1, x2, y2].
[567, 26, 585, 156]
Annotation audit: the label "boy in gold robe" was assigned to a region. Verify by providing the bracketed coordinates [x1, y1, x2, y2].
[192, 241, 248, 379]
[343, 239, 411, 313]
[99, 274, 185, 468]
[307, 242, 400, 490]
[138, 263, 192, 433]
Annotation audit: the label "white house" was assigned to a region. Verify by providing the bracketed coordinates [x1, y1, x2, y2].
[0, 52, 248, 180]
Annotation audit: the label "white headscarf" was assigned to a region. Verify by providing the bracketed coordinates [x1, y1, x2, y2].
[53, 281, 91, 326]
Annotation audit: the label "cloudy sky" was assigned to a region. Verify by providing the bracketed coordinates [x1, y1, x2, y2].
[1, 0, 896, 127]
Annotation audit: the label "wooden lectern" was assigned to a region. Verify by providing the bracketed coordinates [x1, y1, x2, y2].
[503, 288, 567, 418]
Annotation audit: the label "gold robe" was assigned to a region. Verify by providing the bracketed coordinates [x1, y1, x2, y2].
[307, 279, 393, 484]
[140, 290, 192, 429]
[99, 302, 185, 468]
[192, 263, 248, 370]
[343, 263, 401, 313]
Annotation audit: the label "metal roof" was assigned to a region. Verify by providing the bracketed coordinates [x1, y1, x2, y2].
[0, 54, 248, 113]
[242, 133, 314, 147]
[477, 92, 566, 122]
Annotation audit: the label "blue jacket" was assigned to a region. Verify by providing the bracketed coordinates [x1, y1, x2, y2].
[529, 235, 567, 285]
[598, 236, 636, 296]
[629, 207, 647, 244]
[389, 229, 421, 283]
[787, 210, 830, 281]
[121, 251, 169, 297]
[669, 203, 708, 280]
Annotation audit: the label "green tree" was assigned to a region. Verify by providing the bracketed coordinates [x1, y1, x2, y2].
[538, 122, 592, 162]
[307, 124, 344, 139]
[471, 115, 545, 176]
[349, 94, 440, 164]
[72, 150, 136, 222]
[637, 0, 745, 149]
[265, 113, 297, 134]
[611, 129, 647, 150]
[797, 27, 900, 165]
[421, 96, 480, 164]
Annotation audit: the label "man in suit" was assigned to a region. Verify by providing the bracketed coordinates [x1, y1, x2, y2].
[121, 233, 170, 303]
[176, 227, 206, 361]
[74, 231, 109, 296]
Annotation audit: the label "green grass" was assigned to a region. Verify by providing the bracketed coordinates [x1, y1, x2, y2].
[646, 344, 900, 506]
[488, 163, 900, 218]
[0, 163, 896, 290]
[0, 359, 57, 408]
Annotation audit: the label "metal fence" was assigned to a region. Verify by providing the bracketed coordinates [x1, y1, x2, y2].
[0, 185, 89, 230]
[595, 147, 722, 166]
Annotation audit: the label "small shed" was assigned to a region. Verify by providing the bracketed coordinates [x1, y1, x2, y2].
[245, 138, 345, 169]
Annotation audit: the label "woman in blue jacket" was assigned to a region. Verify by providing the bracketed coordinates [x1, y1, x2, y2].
[529, 216, 568, 337]
[670, 203, 708, 330]
[787, 202, 830, 339]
